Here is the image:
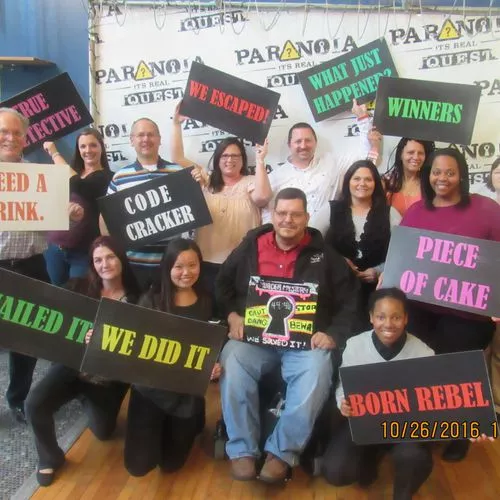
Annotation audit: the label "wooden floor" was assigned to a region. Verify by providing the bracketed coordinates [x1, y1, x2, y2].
[32, 384, 500, 500]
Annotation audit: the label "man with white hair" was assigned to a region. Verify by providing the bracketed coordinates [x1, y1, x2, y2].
[0, 107, 50, 424]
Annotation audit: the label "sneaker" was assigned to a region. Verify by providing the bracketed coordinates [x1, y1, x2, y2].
[258, 453, 289, 484]
[230, 457, 257, 481]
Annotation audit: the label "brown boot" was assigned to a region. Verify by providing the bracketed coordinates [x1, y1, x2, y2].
[230, 457, 257, 481]
[258, 453, 289, 484]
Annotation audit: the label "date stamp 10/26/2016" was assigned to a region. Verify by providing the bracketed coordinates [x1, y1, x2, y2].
[381, 420, 498, 440]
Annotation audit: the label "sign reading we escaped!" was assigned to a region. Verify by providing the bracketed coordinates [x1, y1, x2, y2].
[0, 163, 70, 230]
[243, 276, 318, 350]
[179, 62, 280, 144]
[383, 227, 500, 317]
[298, 38, 398, 122]
[341, 351, 497, 445]
[373, 77, 481, 144]
[0, 269, 98, 370]
[1, 73, 93, 154]
[81, 298, 227, 396]
[98, 167, 212, 249]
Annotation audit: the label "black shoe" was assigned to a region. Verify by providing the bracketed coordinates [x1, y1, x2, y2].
[36, 469, 55, 487]
[9, 406, 27, 424]
[442, 440, 470, 462]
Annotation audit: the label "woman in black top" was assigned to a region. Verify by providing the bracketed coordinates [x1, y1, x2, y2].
[25, 236, 140, 487]
[43, 129, 113, 285]
[325, 160, 401, 332]
[124, 238, 220, 476]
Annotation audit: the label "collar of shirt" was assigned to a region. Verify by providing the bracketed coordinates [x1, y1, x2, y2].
[257, 231, 312, 278]
[284, 153, 322, 172]
[132, 157, 174, 171]
[371, 330, 407, 361]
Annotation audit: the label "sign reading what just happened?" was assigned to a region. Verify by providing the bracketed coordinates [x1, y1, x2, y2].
[0, 269, 98, 370]
[373, 76, 481, 144]
[98, 167, 212, 250]
[297, 38, 398, 122]
[179, 61, 280, 144]
[0, 72, 93, 154]
[81, 298, 227, 397]
[383, 227, 500, 317]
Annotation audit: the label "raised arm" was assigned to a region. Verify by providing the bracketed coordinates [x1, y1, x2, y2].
[170, 102, 201, 169]
[43, 141, 78, 176]
[249, 139, 272, 207]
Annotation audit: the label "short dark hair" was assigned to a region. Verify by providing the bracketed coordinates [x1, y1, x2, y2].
[421, 148, 470, 210]
[486, 157, 500, 192]
[208, 137, 248, 193]
[339, 160, 386, 209]
[72, 128, 110, 175]
[274, 187, 307, 212]
[368, 287, 409, 314]
[287, 122, 317, 144]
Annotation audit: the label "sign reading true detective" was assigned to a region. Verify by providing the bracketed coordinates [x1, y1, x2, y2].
[383, 227, 500, 317]
[81, 298, 227, 396]
[0, 73, 93, 154]
[98, 167, 212, 249]
[179, 62, 280, 144]
[341, 351, 497, 445]
[243, 276, 318, 350]
[373, 76, 481, 144]
[298, 38, 398, 122]
[0, 269, 98, 370]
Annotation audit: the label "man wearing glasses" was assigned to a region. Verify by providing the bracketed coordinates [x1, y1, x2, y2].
[0, 108, 50, 424]
[100, 118, 183, 289]
[215, 187, 358, 484]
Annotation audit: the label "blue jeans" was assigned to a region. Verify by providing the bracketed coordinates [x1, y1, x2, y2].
[220, 339, 333, 466]
[44, 243, 89, 286]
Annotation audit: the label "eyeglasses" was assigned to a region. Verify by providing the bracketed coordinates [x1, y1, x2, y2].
[132, 132, 159, 139]
[220, 154, 242, 160]
[0, 128, 24, 139]
[274, 210, 306, 220]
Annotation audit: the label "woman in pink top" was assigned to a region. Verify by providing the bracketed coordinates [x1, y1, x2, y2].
[383, 137, 435, 216]
[401, 148, 500, 462]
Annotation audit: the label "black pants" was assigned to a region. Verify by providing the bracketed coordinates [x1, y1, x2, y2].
[202, 261, 221, 319]
[25, 363, 127, 468]
[0, 253, 50, 409]
[124, 387, 202, 477]
[322, 421, 433, 500]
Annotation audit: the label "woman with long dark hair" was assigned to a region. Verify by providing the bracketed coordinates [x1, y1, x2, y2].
[383, 137, 435, 216]
[325, 160, 401, 331]
[401, 148, 500, 461]
[25, 236, 139, 487]
[42, 129, 112, 285]
[171, 105, 272, 303]
[124, 238, 220, 476]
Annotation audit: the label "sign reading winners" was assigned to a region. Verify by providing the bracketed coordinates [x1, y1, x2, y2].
[243, 276, 318, 350]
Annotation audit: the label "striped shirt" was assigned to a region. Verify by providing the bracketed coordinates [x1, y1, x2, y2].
[106, 158, 183, 267]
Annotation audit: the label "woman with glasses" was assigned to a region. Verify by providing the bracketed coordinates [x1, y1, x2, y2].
[171, 104, 272, 309]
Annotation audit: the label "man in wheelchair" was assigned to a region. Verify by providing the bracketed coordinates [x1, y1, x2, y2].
[215, 188, 358, 484]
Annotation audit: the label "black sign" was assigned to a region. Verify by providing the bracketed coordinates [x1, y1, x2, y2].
[243, 276, 318, 350]
[373, 76, 481, 144]
[81, 298, 227, 396]
[98, 167, 212, 250]
[0, 269, 97, 370]
[384, 227, 500, 317]
[0, 73, 93, 154]
[298, 38, 398, 122]
[179, 62, 280, 144]
[341, 351, 496, 445]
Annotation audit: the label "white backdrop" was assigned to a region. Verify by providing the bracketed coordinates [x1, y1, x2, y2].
[93, 6, 500, 194]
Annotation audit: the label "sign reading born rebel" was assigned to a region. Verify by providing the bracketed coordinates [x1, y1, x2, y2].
[81, 298, 227, 396]
[373, 76, 481, 144]
[0, 269, 98, 370]
[98, 167, 212, 250]
[383, 227, 500, 317]
[298, 38, 398, 122]
[243, 276, 318, 350]
[341, 351, 497, 445]
[0, 163, 70, 230]
[179, 62, 280, 144]
[0, 73, 93, 154]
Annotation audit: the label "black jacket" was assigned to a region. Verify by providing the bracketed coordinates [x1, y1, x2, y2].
[215, 224, 359, 347]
